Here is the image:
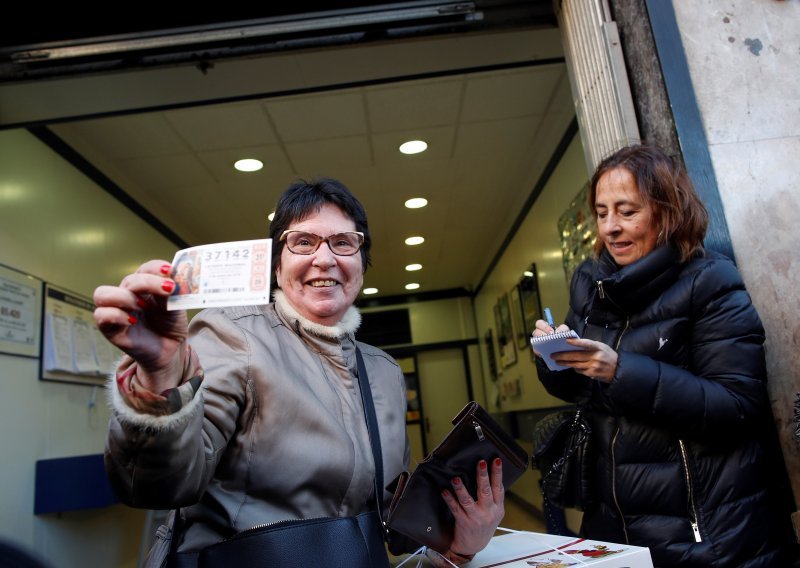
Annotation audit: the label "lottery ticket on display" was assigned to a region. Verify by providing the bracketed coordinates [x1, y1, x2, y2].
[166, 239, 271, 311]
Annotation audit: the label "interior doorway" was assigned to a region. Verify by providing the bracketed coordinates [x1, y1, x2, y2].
[416, 348, 471, 452]
[391, 345, 475, 468]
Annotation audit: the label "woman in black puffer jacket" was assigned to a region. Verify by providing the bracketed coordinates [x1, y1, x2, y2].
[533, 144, 798, 567]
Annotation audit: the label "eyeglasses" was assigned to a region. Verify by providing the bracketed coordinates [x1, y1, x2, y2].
[279, 230, 365, 256]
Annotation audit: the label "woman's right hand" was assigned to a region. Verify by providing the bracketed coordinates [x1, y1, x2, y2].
[531, 319, 570, 356]
[93, 260, 188, 392]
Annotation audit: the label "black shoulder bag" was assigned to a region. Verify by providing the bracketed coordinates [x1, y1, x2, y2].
[167, 348, 390, 568]
[531, 407, 594, 517]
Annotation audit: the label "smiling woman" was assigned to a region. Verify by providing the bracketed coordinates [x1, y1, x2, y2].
[93, 177, 507, 568]
[530, 144, 799, 566]
[275, 203, 364, 325]
[593, 168, 658, 266]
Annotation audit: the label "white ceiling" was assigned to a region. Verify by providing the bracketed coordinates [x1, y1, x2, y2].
[38, 26, 574, 299]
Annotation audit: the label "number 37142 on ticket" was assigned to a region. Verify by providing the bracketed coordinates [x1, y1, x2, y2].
[166, 239, 271, 311]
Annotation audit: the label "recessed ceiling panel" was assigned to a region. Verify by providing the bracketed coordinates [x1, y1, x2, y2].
[166, 103, 278, 151]
[267, 90, 368, 143]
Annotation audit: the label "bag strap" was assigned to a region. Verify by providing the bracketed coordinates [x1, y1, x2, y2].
[355, 347, 385, 522]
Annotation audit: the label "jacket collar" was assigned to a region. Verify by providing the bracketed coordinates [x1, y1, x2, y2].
[273, 289, 362, 339]
[593, 245, 683, 313]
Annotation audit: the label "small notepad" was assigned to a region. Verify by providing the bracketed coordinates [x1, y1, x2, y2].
[530, 330, 586, 371]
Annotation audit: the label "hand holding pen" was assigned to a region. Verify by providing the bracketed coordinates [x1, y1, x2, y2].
[532, 307, 619, 381]
[537, 307, 566, 334]
[531, 307, 568, 356]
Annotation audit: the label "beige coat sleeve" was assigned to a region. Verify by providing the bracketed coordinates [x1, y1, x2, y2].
[104, 309, 249, 509]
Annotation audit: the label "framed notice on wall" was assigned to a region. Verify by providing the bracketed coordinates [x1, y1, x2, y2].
[41, 283, 122, 386]
[495, 293, 517, 368]
[518, 264, 543, 361]
[0, 263, 43, 359]
[509, 284, 528, 351]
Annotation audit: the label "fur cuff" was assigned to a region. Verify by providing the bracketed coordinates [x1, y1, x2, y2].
[108, 374, 202, 432]
[106, 355, 203, 432]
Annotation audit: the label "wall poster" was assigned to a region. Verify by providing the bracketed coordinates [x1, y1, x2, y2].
[518, 264, 543, 360]
[41, 283, 122, 386]
[404, 373, 422, 422]
[483, 328, 498, 382]
[0, 263, 43, 359]
[557, 182, 597, 284]
[509, 284, 528, 351]
[495, 293, 516, 368]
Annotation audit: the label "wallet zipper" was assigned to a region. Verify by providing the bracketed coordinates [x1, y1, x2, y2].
[472, 420, 485, 441]
[473, 419, 526, 469]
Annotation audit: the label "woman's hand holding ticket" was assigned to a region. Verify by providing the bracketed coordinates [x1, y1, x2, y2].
[93, 259, 188, 392]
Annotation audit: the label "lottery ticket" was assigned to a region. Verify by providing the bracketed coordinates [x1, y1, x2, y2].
[166, 239, 271, 311]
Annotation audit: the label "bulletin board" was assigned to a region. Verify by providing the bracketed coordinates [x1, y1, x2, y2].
[40, 283, 122, 386]
[0, 263, 43, 359]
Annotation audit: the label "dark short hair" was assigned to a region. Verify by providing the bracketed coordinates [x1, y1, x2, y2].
[268, 178, 371, 280]
[589, 144, 708, 262]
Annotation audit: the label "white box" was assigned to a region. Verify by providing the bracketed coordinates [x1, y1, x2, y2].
[465, 532, 653, 568]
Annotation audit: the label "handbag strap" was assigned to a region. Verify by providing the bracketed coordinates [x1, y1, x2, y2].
[355, 347, 385, 522]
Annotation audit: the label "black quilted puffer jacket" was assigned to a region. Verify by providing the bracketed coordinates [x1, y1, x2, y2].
[538, 245, 797, 567]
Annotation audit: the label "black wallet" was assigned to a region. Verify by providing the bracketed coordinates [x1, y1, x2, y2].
[385, 401, 529, 552]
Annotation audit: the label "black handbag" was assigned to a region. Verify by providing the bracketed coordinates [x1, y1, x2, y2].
[531, 408, 594, 512]
[385, 401, 529, 552]
[166, 348, 390, 568]
[198, 511, 386, 567]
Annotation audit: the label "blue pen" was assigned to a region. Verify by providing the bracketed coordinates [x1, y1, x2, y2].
[544, 307, 555, 329]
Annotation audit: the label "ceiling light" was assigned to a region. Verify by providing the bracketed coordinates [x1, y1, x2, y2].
[405, 236, 424, 246]
[399, 140, 428, 155]
[363, 287, 378, 295]
[523, 270, 534, 277]
[405, 283, 420, 290]
[68, 229, 104, 246]
[405, 263, 422, 272]
[234, 158, 263, 172]
[268, 212, 275, 222]
[0, 184, 24, 202]
[404, 198, 428, 209]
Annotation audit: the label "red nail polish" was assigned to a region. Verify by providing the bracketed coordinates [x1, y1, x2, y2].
[452, 477, 461, 486]
[160, 264, 171, 275]
[136, 297, 147, 309]
[162, 280, 175, 293]
[128, 315, 138, 325]
[441, 489, 449, 498]
[479, 460, 487, 470]
[494, 458, 502, 467]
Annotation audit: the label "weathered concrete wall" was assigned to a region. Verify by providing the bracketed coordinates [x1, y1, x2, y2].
[671, 0, 800, 517]
[608, 0, 680, 153]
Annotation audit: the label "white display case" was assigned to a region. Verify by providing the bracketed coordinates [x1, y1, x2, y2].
[465, 531, 653, 568]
